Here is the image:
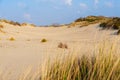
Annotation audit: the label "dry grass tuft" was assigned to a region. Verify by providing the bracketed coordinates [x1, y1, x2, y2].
[0, 29, 6, 33]
[21, 23, 28, 26]
[0, 24, 5, 33]
[41, 38, 47, 43]
[27, 39, 31, 41]
[58, 42, 68, 49]
[0, 24, 4, 28]
[9, 37, 15, 41]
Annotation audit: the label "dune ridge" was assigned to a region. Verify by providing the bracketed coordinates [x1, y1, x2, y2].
[0, 16, 120, 79]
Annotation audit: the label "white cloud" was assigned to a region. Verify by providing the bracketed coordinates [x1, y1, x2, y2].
[33, 0, 73, 6]
[94, 0, 99, 9]
[23, 13, 31, 20]
[80, 3, 88, 9]
[94, 0, 99, 5]
[65, 0, 72, 6]
[105, 2, 113, 8]
[18, 2, 26, 8]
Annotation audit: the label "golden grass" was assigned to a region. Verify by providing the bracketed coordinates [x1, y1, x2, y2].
[0, 24, 5, 33]
[41, 52, 119, 80]
[0, 41, 120, 80]
[0, 24, 4, 28]
[0, 29, 6, 34]
[9, 37, 15, 41]
[16, 42, 119, 80]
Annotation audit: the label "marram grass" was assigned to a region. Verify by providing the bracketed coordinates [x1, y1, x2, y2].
[41, 53, 119, 80]
[39, 43, 120, 80]
[0, 42, 120, 80]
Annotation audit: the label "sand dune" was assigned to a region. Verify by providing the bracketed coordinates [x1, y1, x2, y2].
[0, 21, 120, 79]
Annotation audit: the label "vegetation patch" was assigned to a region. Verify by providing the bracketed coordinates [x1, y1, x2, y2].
[0, 24, 4, 28]
[9, 37, 15, 41]
[117, 29, 120, 35]
[100, 17, 120, 30]
[69, 16, 107, 27]
[0, 19, 37, 27]
[41, 38, 47, 43]
[58, 42, 68, 49]
[40, 50, 120, 80]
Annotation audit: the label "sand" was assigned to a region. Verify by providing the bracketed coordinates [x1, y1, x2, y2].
[0, 22, 120, 79]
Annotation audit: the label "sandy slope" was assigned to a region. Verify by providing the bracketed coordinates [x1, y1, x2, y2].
[0, 22, 120, 79]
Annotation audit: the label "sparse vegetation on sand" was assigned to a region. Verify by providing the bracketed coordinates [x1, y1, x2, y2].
[100, 17, 120, 30]
[9, 37, 15, 41]
[0, 19, 37, 27]
[58, 42, 68, 49]
[0, 29, 5, 33]
[117, 29, 120, 35]
[0, 24, 4, 28]
[0, 16, 120, 80]
[69, 16, 107, 27]
[0, 24, 5, 33]
[39, 43, 119, 80]
[0, 42, 119, 80]
[41, 38, 47, 43]
[0, 19, 21, 26]
[16, 43, 120, 80]
[27, 39, 31, 41]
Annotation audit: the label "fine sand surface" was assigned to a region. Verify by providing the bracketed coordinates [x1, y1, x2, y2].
[0, 22, 120, 79]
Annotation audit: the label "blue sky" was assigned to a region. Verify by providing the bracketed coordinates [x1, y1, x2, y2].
[0, 0, 120, 25]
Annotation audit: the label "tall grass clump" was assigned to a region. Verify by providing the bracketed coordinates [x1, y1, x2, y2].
[40, 44, 120, 80]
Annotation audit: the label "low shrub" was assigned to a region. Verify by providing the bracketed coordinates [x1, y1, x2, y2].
[58, 42, 68, 49]
[117, 29, 120, 35]
[21, 23, 27, 26]
[41, 38, 47, 43]
[9, 37, 15, 41]
[0, 24, 4, 28]
[26, 39, 30, 41]
[9, 21, 21, 26]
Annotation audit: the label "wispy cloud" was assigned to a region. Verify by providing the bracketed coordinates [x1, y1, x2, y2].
[105, 2, 114, 8]
[94, 0, 99, 9]
[94, 0, 99, 5]
[18, 2, 27, 8]
[33, 0, 73, 6]
[80, 3, 88, 9]
[65, 0, 72, 6]
[23, 13, 31, 20]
